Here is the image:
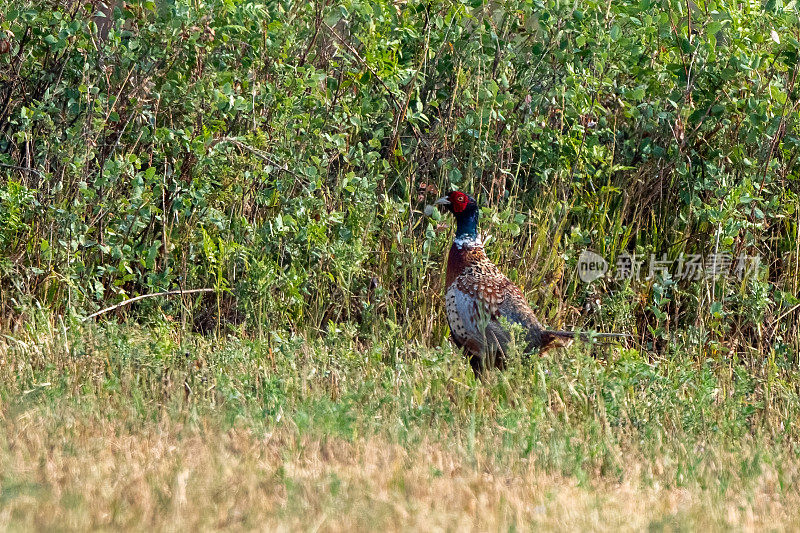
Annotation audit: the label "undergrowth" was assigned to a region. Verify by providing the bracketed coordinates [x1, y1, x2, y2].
[1, 0, 799, 359]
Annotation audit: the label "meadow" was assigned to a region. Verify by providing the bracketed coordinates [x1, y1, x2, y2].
[2, 0, 800, 529]
[2, 316, 799, 530]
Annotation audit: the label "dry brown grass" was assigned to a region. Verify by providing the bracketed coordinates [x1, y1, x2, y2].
[2, 406, 799, 532]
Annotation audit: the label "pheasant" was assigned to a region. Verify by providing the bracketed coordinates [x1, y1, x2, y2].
[435, 190, 627, 373]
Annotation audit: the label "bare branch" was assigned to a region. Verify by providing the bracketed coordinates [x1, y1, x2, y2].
[82, 288, 216, 321]
[211, 137, 299, 177]
[0, 162, 45, 180]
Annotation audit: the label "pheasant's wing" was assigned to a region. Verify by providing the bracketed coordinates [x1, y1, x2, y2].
[495, 282, 555, 350]
[450, 257, 546, 355]
[496, 284, 543, 330]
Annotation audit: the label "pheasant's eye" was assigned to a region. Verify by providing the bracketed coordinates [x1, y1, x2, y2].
[450, 192, 469, 213]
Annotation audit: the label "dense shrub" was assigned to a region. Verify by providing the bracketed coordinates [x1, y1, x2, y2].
[1, 0, 799, 360]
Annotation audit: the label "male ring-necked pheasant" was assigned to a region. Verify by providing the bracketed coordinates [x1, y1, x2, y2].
[436, 190, 627, 373]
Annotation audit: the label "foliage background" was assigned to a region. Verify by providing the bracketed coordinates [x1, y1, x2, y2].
[1, 0, 800, 360]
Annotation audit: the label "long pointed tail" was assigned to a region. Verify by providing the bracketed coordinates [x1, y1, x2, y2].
[541, 330, 631, 346]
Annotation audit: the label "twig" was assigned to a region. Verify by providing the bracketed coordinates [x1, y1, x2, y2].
[298, 0, 323, 67]
[388, 15, 430, 158]
[211, 137, 299, 177]
[82, 288, 216, 321]
[0, 162, 45, 179]
[322, 22, 402, 112]
[777, 303, 800, 324]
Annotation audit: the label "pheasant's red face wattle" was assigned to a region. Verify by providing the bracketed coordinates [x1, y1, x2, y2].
[450, 191, 469, 213]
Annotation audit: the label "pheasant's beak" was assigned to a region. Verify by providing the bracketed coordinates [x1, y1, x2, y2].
[434, 196, 451, 206]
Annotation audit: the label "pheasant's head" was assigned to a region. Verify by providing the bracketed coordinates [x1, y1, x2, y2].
[434, 190, 477, 216]
[435, 191, 479, 239]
